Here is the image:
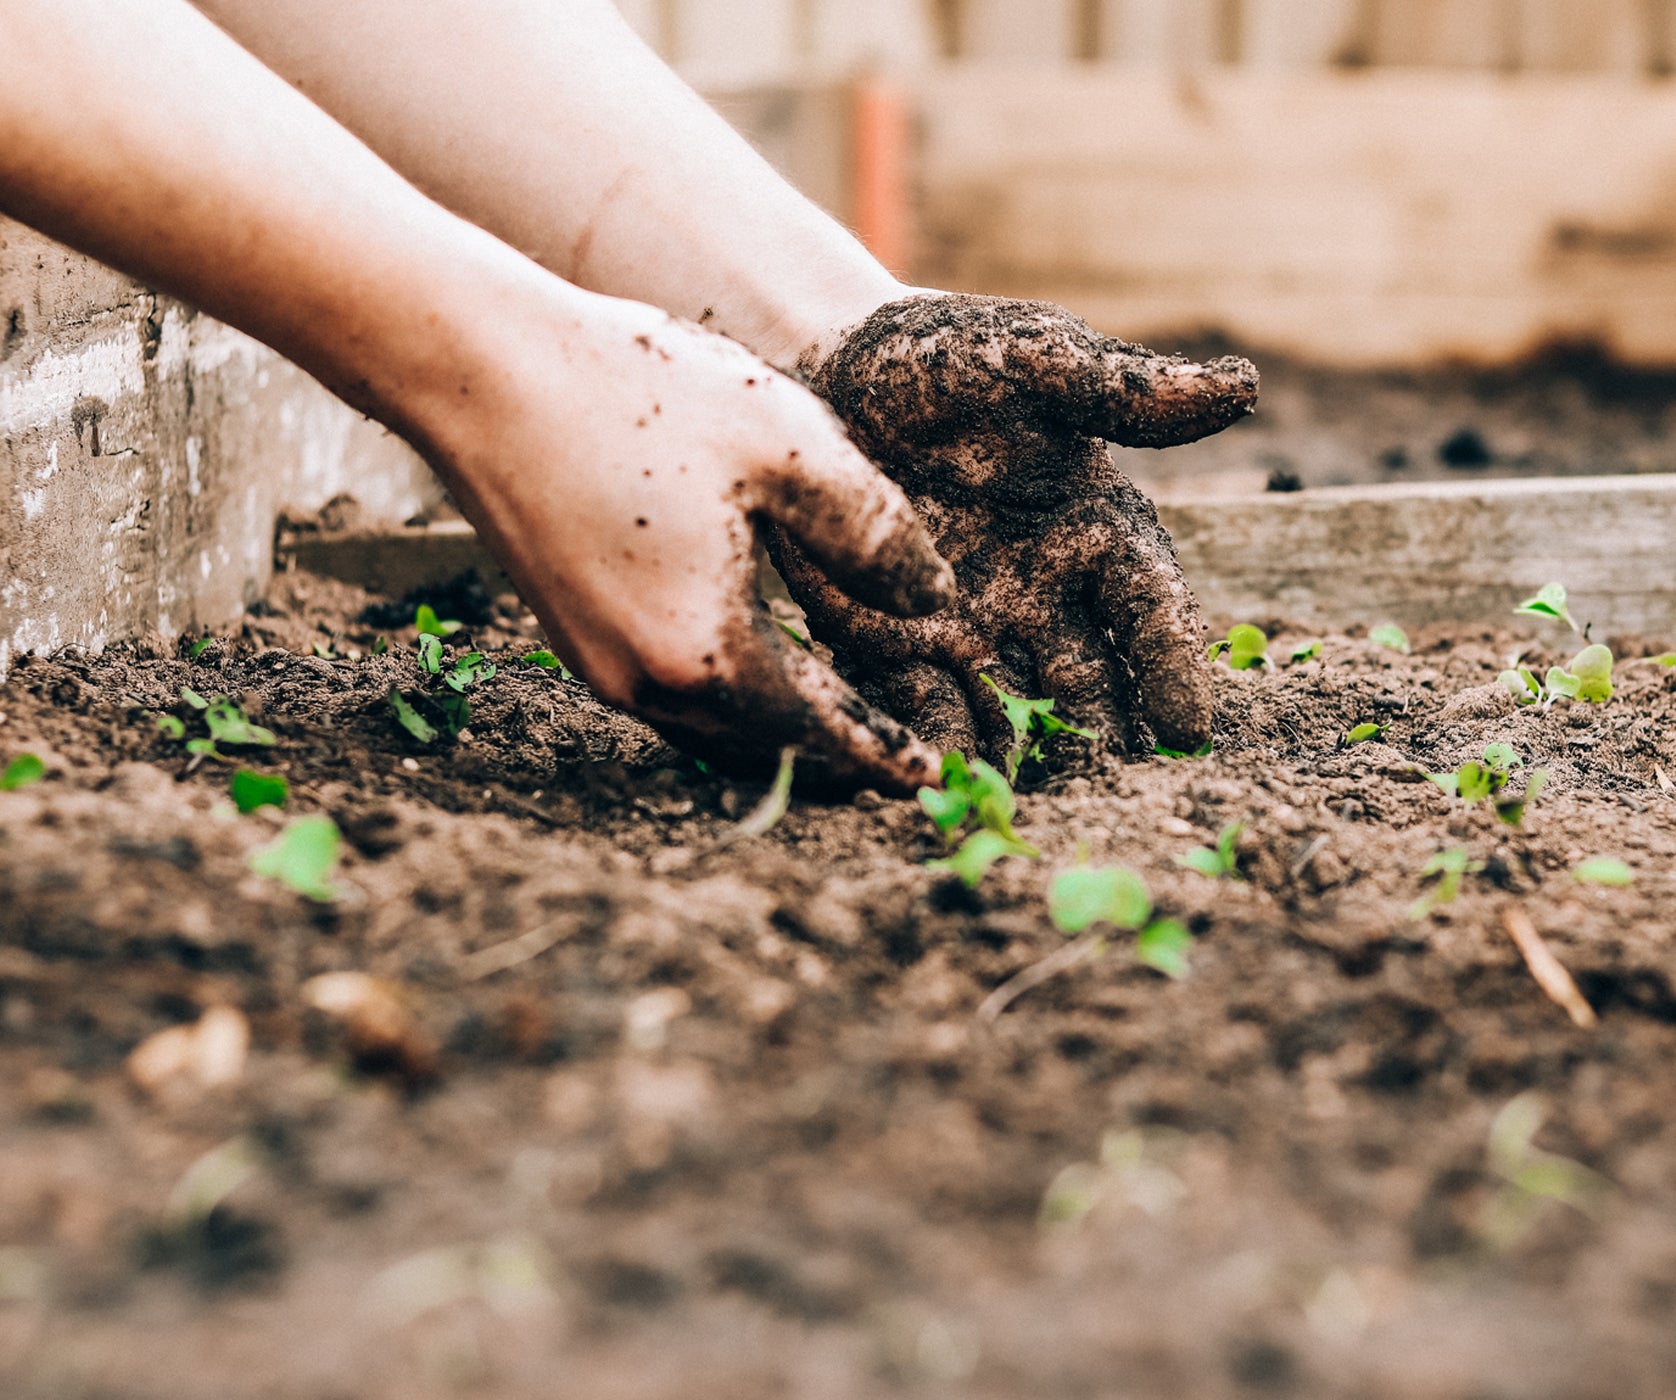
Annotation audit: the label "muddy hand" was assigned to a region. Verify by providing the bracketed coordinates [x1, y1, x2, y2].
[776, 293, 1258, 760]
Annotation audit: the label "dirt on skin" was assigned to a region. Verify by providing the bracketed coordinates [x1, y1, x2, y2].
[4, 568, 1676, 1400]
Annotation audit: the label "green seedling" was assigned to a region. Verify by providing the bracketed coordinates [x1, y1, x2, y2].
[732, 747, 796, 839]
[1290, 639, 1323, 664]
[1557, 644, 1614, 704]
[434, 693, 471, 738]
[1428, 745, 1545, 825]
[0, 753, 45, 791]
[370, 637, 389, 657]
[523, 649, 574, 679]
[775, 620, 812, 651]
[1656, 653, 1676, 668]
[249, 815, 342, 902]
[1481, 742, 1521, 771]
[1480, 1092, 1610, 1250]
[1514, 582, 1579, 635]
[1208, 624, 1269, 671]
[920, 751, 1038, 887]
[1154, 741, 1214, 759]
[204, 698, 276, 748]
[185, 739, 225, 763]
[1343, 723, 1384, 745]
[417, 633, 443, 675]
[1493, 769, 1547, 827]
[1409, 847, 1485, 921]
[981, 674, 1096, 782]
[388, 689, 439, 745]
[181, 686, 209, 710]
[444, 651, 497, 693]
[230, 770, 288, 814]
[188, 637, 214, 660]
[414, 603, 463, 637]
[1175, 822, 1242, 880]
[1050, 864, 1193, 979]
[1574, 857, 1633, 887]
[154, 714, 186, 740]
[312, 642, 334, 660]
[1497, 664, 1546, 707]
[1370, 624, 1410, 654]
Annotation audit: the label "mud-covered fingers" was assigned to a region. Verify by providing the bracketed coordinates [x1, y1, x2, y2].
[1032, 625, 1125, 744]
[753, 434, 952, 618]
[1061, 342, 1259, 449]
[1090, 499, 1215, 755]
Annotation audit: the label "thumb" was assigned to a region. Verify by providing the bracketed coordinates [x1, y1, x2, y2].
[754, 436, 953, 618]
[1071, 341, 1259, 449]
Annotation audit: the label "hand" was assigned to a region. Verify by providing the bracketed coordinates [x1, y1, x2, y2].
[774, 293, 1258, 763]
[425, 288, 954, 793]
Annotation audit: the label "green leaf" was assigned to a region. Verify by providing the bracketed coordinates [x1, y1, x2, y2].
[249, 815, 341, 902]
[230, 769, 289, 814]
[918, 785, 972, 842]
[775, 619, 812, 651]
[445, 651, 497, 693]
[1135, 919, 1193, 980]
[188, 637, 214, 660]
[1456, 761, 1494, 804]
[1206, 640, 1230, 662]
[434, 692, 471, 737]
[980, 674, 1096, 779]
[0, 753, 45, 791]
[1495, 769, 1548, 827]
[204, 698, 276, 748]
[1514, 582, 1577, 632]
[370, 637, 389, 657]
[185, 737, 224, 761]
[1545, 666, 1582, 700]
[1049, 866, 1152, 934]
[181, 686, 209, 710]
[522, 649, 574, 678]
[414, 604, 462, 637]
[1154, 741, 1214, 759]
[1569, 644, 1614, 703]
[1427, 772, 1460, 796]
[1176, 848, 1227, 879]
[1498, 667, 1542, 705]
[1225, 624, 1269, 671]
[1370, 624, 1410, 654]
[1481, 743, 1522, 772]
[417, 633, 443, 675]
[928, 828, 1036, 889]
[1215, 822, 1243, 868]
[1574, 857, 1633, 887]
[1656, 653, 1676, 668]
[1344, 723, 1383, 744]
[1290, 639, 1323, 663]
[388, 689, 438, 744]
[154, 713, 187, 740]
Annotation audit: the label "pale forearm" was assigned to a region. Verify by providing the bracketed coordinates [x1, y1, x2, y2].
[0, 0, 543, 446]
[189, 0, 902, 364]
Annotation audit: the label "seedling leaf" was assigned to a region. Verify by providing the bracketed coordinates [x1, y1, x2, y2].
[1574, 857, 1633, 887]
[204, 698, 276, 748]
[1495, 769, 1548, 827]
[1049, 866, 1152, 934]
[1498, 667, 1543, 706]
[523, 649, 574, 679]
[185, 738, 224, 761]
[1481, 742, 1522, 771]
[917, 785, 972, 843]
[181, 687, 209, 711]
[929, 828, 1035, 889]
[388, 689, 439, 744]
[1210, 624, 1269, 671]
[1370, 624, 1410, 654]
[1456, 761, 1494, 804]
[444, 651, 496, 693]
[414, 604, 462, 637]
[775, 620, 812, 651]
[1154, 741, 1214, 759]
[155, 714, 187, 740]
[249, 815, 341, 902]
[1290, 639, 1323, 664]
[417, 633, 443, 675]
[1344, 723, 1383, 745]
[434, 692, 471, 737]
[1569, 644, 1614, 703]
[0, 753, 45, 791]
[370, 637, 389, 657]
[1135, 920, 1192, 980]
[1514, 583, 1578, 633]
[1176, 821, 1243, 879]
[230, 770, 288, 814]
[188, 637, 214, 660]
[1656, 653, 1676, 668]
[980, 675, 1096, 780]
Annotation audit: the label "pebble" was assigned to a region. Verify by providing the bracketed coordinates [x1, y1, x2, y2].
[127, 1005, 250, 1098]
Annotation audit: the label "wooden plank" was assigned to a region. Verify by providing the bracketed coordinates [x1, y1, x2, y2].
[959, 0, 1079, 62]
[1240, 0, 1364, 69]
[912, 67, 1676, 366]
[1369, 0, 1517, 69]
[286, 476, 1676, 638]
[1161, 475, 1676, 635]
[1094, 0, 1225, 64]
[1509, 0, 1646, 74]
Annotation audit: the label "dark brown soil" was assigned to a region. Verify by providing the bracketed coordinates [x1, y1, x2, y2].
[4, 568, 1676, 1400]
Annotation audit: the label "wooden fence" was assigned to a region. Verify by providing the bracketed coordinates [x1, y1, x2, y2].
[617, 0, 1676, 83]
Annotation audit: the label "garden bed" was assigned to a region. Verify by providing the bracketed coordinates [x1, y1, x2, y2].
[3, 566, 1676, 1399]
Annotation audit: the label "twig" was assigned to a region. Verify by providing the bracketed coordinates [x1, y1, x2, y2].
[717, 746, 796, 845]
[977, 935, 1102, 1024]
[459, 922, 567, 981]
[1502, 907, 1597, 1030]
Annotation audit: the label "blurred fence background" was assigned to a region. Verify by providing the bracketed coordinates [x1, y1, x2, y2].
[617, 0, 1676, 82]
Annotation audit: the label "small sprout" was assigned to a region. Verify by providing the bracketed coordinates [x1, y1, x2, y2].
[312, 642, 334, 660]
[1370, 624, 1410, 654]
[1176, 822, 1242, 880]
[203, 698, 276, 748]
[417, 633, 443, 675]
[1568, 643, 1614, 703]
[370, 637, 389, 657]
[1430, 745, 1533, 817]
[433, 692, 471, 738]
[388, 689, 439, 744]
[414, 603, 462, 637]
[1290, 639, 1323, 664]
[1409, 847, 1485, 920]
[1048, 865, 1193, 979]
[1498, 665, 1544, 706]
[230, 770, 288, 814]
[1481, 1092, 1611, 1250]
[444, 651, 497, 694]
[1208, 624, 1269, 671]
[1154, 741, 1214, 760]
[181, 686, 209, 711]
[1656, 653, 1676, 668]
[929, 828, 1035, 889]
[775, 619, 812, 651]
[1481, 742, 1522, 771]
[188, 637, 214, 660]
[1574, 857, 1633, 887]
[154, 714, 187, 740]
[185, 738, 224, 762]
[0, 753, 45, 791]
[249, 815, 342, 902]
[1514, 582, 1579, 634]
[1495, 769, 1547, 827]
[731, 747, 796, 839]
[981, 674, 1096, 782]
[523, 649, 574, 678]
[1343, 723, 1383, 745]
[920, 750, 1038, 885]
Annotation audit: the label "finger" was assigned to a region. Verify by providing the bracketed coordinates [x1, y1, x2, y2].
[754, 437, 953, 618]
[632, 612, 942, 797]
[1033, 625, 1123, 746]
[1091, 484, 1215, 754]
[1074, 342, 1259, 449]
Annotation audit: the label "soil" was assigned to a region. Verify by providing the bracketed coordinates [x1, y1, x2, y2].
[4, 567, 1676, 1400]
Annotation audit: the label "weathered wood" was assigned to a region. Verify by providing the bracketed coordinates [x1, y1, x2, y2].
[959, 0, 1079, 62]
[1240, 0, 1364, 68]
[913, 67, 1676, 366]
[287, 476, 1676, 638]
[1161, 475, 1676, 636]
[1368, 0, 1517, 69]
[1094, 0, 1225, 64]
[1510, 0, 1646, 73]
